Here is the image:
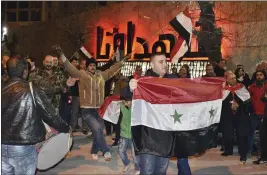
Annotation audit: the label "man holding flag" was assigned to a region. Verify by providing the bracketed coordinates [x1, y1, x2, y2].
[130, 52, 192, 175]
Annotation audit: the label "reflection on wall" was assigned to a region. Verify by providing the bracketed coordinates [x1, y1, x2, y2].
[98, 60, 208, 78]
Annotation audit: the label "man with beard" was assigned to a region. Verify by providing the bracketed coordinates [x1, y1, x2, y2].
[221, 72, 251, 164]
[130, 53, 191, 175]
[203, 64, 216, 77]
[248, 70, 266, 155]
[253, 82, 267, 165]
[29, 55, 67, 114]
[54, 45, 125, 161]
[2, 56, 69, 174]
[214, 60, 226, 77]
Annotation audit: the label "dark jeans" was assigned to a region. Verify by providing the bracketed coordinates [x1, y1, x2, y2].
[139, 154, 169, 175]
[248, 114, 264, 153]
[70, 96, 80, 128]
[118, 137, 139, 170]
[81, 108, 109, 154]
[260, 118, 267, 160]
[2, 145, 37, 175]
[177, 158, 192, 175]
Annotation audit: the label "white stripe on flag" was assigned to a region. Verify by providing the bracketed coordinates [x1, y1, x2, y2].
[175, 12, 192, 36]
[80, 46, 92, 58]
[171, 39, 189, 63]
[102, 101, 121, 124]
[131, 99, 222, 131]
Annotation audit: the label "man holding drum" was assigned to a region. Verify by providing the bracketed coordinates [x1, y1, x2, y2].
[2, 56, 70, 175]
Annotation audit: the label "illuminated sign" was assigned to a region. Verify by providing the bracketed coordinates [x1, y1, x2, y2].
[96, 21, 176, 61]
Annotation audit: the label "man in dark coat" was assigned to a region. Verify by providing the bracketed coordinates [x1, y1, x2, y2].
[130, 53, 191, 175]
[220, 72, 252, 164]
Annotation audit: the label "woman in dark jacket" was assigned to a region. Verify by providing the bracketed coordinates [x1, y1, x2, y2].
[235, 68, 251, 88]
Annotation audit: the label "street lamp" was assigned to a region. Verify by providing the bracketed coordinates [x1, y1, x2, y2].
[2, 26, 8, 41]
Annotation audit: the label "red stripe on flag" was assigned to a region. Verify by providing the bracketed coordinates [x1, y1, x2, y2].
[133, 77, 225, 104]
[98, 95, 121, 118]
[170, 36, 185, 62]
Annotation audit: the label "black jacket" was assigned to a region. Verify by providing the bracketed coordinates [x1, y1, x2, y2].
[2, 78, 69, 145]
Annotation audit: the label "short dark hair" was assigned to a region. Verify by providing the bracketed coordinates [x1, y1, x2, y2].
[150, 52, 166, 61]
[206, 64, 213, 68]
[7, 56, 28, 78]
[86, 58, 97, 67]
[70, 57, 79, 63]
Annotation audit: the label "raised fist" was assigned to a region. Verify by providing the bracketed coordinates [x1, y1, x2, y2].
[52, 45, 64, 55]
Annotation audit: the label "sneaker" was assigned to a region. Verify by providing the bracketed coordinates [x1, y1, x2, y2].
[92, 154, 99, 160]
[123, 163, 131, 173]
[104, 152, 112, 161]
[252, 158, 267, 165]
[135, 170, 140, 175]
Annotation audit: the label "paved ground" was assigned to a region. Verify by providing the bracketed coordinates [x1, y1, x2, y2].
[37, 132, 267, 175]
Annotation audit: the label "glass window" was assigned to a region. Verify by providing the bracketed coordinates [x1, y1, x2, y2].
[31, 10, 41, 21]
[47, 1, 52, 8]
[19, 1, 29, 8]
[30, 2, 42, 8]
[7, 12, 16, 21]
[7, 2, 17, 9]
[18, 11, 28, 21]
[48, 12, 52, 20]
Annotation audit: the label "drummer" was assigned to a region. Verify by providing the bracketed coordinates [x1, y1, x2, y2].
[2, 56, 70, 174]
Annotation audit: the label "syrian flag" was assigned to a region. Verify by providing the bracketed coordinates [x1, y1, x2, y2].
[98, 95, 121, 124]
[169, 7, 192, 63]
[131, 77, 225, 157]
[80, 45, 93, 58]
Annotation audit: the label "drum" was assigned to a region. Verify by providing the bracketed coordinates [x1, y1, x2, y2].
[36, 132, 73, 170]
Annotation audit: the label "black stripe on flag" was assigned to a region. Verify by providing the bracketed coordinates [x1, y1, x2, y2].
[169, 17, 191, 46]
[132, 123, 218, 158]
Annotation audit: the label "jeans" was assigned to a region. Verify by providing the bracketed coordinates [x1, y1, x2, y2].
[81, 108, 109, 154]
[139, 154, 169, 175]
[177, 158, 192, 175]
[70, 96, 80, 128]
[248, 114, 263, 153]
[118, 137, 139, 170]
[260, 118, 267, 160]
[1, 145, 37, 175]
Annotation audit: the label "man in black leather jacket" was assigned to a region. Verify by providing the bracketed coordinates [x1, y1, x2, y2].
[1, 56, 70, 175]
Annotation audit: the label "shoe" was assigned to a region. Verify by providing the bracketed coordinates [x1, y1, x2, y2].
[252, 158, 267, 165]
[112, 142, 118, 147]
[135, 170, 140, 175]
[92, 154, 99, 160]
[104, 152, 112, 161]
[123, 163, 131, 173]
[82, 130, 88, 135]
[240, 156, 246, 165]
[221, 152, 233, 156]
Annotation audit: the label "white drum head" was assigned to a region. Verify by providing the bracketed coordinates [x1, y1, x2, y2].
[37, 133, 73, 170]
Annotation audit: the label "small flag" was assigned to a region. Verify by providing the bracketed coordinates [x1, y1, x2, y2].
[80, 46, 92, 59]
[98, 95, 121, 124]
[169, 7, 192, 63]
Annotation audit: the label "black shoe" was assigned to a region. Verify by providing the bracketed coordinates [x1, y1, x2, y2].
[112, 142, 118, 147]
[82, 130, 88, 135]
[221, 152, 233, 156]
[252, 158, 267, 165]
[240, 156, 247, 164]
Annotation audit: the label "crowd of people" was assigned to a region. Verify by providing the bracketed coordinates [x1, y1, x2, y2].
[1, 47, 267, 175]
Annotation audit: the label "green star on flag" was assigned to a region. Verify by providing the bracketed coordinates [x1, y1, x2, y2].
[171, 109, 183, 124]
[209, 108, 215, 118]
